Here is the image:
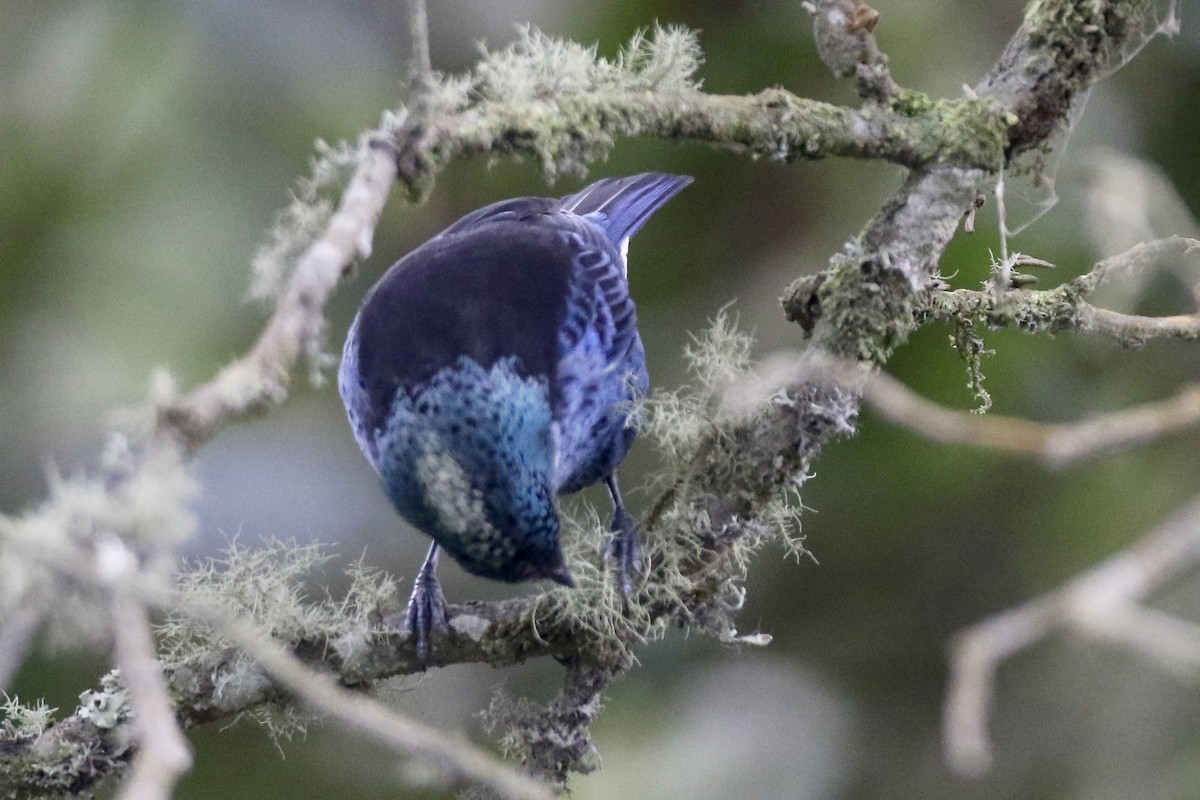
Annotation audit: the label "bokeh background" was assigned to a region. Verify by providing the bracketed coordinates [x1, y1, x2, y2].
[5, 1, 1200, 798]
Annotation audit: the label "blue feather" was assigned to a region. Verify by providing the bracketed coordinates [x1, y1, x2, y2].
[557, 173, 692, 246]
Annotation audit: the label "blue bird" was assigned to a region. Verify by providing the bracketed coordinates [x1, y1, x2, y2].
[338, 172, 692, 659]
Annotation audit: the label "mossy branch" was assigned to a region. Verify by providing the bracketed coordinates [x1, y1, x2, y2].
[919, 237, 1200, 345]
[397, 88, 1009, 179]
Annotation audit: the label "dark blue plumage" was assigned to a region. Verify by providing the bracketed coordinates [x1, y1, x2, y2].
[339, 173, 691, 656]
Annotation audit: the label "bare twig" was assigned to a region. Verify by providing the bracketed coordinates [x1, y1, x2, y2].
[1083, 234, 1200, 289]
[1084, 307, 1200, 340]
[406, 0, 433, 91]
[104, 542, 193, 800]
[861, 374, 1200, 468]
[726, 350, 1200, 469]
[944, 494, 1200, 776]
[0, 595, 44, 691]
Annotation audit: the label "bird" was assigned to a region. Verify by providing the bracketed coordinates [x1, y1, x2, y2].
[338, 172, 692, 660]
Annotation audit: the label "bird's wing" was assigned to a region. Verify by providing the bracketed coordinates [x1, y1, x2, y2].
[555, 227, 641, 370]
[547, 221, 648, 492]
[554, 172, 690, 364]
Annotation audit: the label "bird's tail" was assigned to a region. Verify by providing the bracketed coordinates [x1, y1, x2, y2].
[557, 172, 693, 245]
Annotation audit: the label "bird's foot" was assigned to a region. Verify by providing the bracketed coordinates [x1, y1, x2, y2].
[603, 505, 644, 601]
[391, 558, 449, 666]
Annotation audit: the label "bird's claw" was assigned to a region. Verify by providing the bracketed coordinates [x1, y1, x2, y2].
[398, 566, 449, 666]
[603, 506, 644, 600]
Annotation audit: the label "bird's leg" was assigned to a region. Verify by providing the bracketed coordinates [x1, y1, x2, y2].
[400, 541, 449, 664]
[603, 474, 643, 599]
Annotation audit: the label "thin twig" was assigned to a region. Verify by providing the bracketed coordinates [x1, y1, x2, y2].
[155, 140, 397, 450]
[1084, 307, 1200, 340]
[0, 594, 44, 691]
[729, 354, 1200, 468]
[925, 287, 1200, 343]
[923, 237, 1200, 344]
[105, 542, 193, 800]
[406, 0, 433, 91]
[943, 494, 1200, 776]
[942, 595, 1059, 776]
[1084, 235, 1200, 289]
[861, 374, 1200, 468]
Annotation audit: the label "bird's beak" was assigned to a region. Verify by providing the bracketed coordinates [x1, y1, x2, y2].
[542, 556, 576, 588]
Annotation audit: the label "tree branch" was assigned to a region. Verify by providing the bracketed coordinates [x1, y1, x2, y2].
[0, 528, 555, 800]
[395, 86, 1005, 185]
[405, 0, 433, 93]
[863, 373, 1200, 467]
[107, 541, 192, 800]
[155, 139, 398, 451]
[733, 352, 1200, 468]
[921, 237, 1200, 344]
[944, 493, 1200, 776]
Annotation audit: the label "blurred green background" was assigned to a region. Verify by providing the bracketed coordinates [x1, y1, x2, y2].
[5, 1, 1200, 798]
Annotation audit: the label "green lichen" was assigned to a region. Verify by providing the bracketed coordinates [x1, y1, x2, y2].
[996, 0, 1173, 155]
[156, 540, 392, 743]
[813, 248, 918, 365]
[890, 88, 938, 117]
[933, 98, 1010, 168]
[249, 139, 360, 303]
[472, 23, 703, 104]
[950, 318, 995, 412]
[418, 23, 704, 179]
[481, 682, 603, 785]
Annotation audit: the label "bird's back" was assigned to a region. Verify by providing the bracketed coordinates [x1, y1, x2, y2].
[340, 200, 661, 482]
[342, 217, 575, 459]
[337, 173, 690, 582]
